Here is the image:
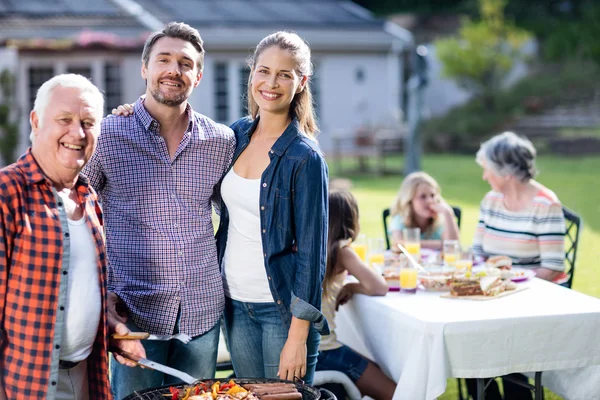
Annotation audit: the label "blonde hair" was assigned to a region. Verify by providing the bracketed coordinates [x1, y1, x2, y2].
[246, 31, 318, 140]
[390, 171, 442, 235]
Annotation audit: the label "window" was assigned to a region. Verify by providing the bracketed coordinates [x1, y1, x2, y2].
[239, 65, 250, 117]
[214, 62, 228, 123]
[28, 67, 54, 110]
[67, 66, 92, 80]
[104, 63, 122, 115]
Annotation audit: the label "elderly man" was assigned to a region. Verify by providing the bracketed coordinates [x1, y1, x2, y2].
[0, 74, 141, 400]
[83, 22, 235, 398]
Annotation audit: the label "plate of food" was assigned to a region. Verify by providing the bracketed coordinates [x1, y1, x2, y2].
[442, 275, 525, 300]
[383, 267, 400, 291]
[507, 267, 536, 282]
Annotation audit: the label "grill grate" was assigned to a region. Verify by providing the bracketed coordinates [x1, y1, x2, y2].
[122, 378, 326, 400]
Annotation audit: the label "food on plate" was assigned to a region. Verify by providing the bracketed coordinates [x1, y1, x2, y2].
[450, 274, 518, 297]
[418, 266, 455, 291]
[480, 276, 517, 296]
[383, 267, 400, 288]
[419, 274, 453, 291]
[450, 277, 484, 296]
[486, 255, 512, 270]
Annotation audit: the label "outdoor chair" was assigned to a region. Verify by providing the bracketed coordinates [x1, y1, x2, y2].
[457, 206, 582, 400]
[313, 370, 364, 400]
[556, 206, 582, 289]
[382, 206, 462, 250]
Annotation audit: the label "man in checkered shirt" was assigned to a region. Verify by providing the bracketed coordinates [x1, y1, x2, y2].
[0, 74, 143, 399]
[83, 22, 236, 398]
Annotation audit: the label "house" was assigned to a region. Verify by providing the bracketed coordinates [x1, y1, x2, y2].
[0, 0, 413, 159]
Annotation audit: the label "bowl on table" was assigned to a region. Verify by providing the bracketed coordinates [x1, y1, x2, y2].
[418, 266, 455, 292]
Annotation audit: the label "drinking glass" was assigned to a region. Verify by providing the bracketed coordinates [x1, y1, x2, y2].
[351, 233, 368, 262]
[368, 238, 386, 272]
[399, 255, 418, 294]
[443, 240, 460, 268]
[456, 247, 473, 272]
[402, 227, 421, 260]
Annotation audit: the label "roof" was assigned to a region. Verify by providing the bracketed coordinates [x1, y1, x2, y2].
[0, 0, 412, 51]
[0, 0, 149, 49]
[134, 0, 382, 29]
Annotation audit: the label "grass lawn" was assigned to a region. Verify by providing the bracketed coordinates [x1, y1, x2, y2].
[328, 153, 600, 400]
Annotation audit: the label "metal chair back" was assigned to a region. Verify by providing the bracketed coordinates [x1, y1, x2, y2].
[562, 206, 582, 289]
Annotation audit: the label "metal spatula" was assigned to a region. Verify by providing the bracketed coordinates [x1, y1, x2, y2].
[112, 331, 192, 344]
[110, 347, 197, 385]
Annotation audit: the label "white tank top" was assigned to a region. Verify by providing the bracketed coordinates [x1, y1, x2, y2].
[59, 215, 101, 362]
[221, 168, 273, 302]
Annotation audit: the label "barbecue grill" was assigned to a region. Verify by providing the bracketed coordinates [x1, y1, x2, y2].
[122, 378, 337, 400]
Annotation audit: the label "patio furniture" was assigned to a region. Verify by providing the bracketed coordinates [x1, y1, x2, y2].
[382, 206, 462, 250]
[335, 278, 600, 400]
[559, 206, 582, 289]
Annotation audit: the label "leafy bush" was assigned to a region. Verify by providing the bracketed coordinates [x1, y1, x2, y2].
[421, 62, 600, 151]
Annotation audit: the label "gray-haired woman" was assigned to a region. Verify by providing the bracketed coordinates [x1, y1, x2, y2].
[469, 131, 567, 400]
[473, 131, 566, 282]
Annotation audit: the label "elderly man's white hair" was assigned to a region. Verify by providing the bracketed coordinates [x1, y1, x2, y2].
[29, 73, 104, 142]
[476, 131, 538, 183]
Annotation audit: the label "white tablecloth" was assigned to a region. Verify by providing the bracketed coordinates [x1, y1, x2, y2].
[335, 278, 600, 400]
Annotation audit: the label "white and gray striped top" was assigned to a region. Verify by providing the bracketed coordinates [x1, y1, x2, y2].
[473, 188, 565, 271]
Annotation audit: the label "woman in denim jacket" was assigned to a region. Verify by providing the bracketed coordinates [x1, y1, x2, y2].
[215, 31, 329, 385]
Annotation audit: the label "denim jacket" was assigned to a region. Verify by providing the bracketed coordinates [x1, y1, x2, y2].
[216, 116, 330, 335]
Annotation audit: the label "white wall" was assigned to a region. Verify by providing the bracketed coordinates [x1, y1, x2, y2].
[317, 53, 403, 151]
[122, 55, 146, 104]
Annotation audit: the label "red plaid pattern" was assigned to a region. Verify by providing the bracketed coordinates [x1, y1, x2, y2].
[0, 150, 112, 399]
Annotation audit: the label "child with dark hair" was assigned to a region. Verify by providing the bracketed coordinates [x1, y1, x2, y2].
[316, 190, 397, 400]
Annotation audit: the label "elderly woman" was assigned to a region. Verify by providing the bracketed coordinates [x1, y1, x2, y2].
[473, 131, 565, 282]
[468, 132, 566, 400]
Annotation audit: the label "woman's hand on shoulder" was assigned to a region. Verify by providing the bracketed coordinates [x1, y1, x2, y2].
[111, 103, 134, 116]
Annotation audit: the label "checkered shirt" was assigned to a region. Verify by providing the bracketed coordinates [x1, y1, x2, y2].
[0, 150, 111, 399]
[83, 98, 235, 336]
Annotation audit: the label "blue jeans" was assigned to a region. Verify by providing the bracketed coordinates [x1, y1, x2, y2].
[110, 318, 220, 400]
[316, 344, 369, 382]
[223, 297, 320, 384]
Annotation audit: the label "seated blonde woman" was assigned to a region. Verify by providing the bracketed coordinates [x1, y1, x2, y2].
[389, 171, 460, 250]
[473, 131, 566, 282]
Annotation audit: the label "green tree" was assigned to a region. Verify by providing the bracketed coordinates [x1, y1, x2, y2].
[0, 68, 19, 165]
[434, 0, 531, 110]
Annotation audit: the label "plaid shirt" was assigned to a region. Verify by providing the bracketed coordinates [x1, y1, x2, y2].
[83, 98, 235, 336]
[0, 150, 111, 399]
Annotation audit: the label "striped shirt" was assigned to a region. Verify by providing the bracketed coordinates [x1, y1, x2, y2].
[473, 188, 565, 271]
[83, 98, 236, 336]
[0, 150, 111, 399]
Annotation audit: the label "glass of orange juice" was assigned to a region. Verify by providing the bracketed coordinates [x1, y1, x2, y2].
[402, 227, 421, 260]
[456, 247, 473, 272]
[399, 259, 418, 294]
[351, 233, 368, 262]
[368, 238, 385, 272]
[443, 240, 460, 268]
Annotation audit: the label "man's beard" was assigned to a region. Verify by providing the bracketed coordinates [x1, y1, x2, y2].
[150, 85, 188, 107]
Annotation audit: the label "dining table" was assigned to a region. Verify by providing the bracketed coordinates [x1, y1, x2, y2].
[335, 277, 600, 400]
